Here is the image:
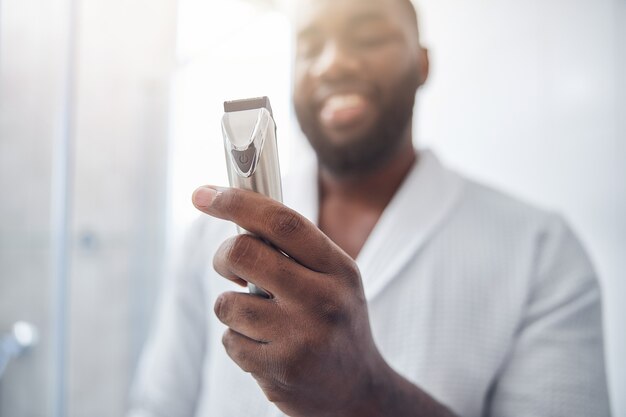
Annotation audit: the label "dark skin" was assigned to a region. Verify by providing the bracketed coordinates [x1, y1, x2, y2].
[192, 0, 457, 415]
[318, 136, 417, 258]
[294, 0, 425, 258]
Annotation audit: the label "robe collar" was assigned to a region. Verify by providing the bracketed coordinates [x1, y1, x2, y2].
[283, 149, 465, 301]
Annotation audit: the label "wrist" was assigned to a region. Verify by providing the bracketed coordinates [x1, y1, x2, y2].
[341, 355, 395, 417]
[340, 358, 457, 417]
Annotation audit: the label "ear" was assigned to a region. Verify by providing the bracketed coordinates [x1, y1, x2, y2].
[417, 46, 430, 88]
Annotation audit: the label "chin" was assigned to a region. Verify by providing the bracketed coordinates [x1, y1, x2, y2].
[309, 132, 400, 177]
[319, 120, 379, 148]
[322, 131, 371, 149]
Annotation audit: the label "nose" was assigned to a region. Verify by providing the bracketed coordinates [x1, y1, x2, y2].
[309, 41, 361, 81]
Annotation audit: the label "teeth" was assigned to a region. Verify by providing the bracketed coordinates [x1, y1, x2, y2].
[323, 94, 366, 112]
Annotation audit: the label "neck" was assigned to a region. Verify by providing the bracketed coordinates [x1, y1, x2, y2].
[318, 136, 417, 210]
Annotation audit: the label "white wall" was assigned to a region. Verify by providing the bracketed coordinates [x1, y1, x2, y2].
[414, 0, 625, 415]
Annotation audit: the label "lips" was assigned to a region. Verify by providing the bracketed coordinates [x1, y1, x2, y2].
[319, 93, 372, 129]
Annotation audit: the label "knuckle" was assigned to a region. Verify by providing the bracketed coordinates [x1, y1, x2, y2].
[239, 304, 260, 323]
[309, 290, 348, 327]
[218, 188, 244, 214]
[264, 389, 281, 403]
[335, 258, 362, 288]
[258, 375, 292, 404]
[214, 292, 234, 322]
[267, 207, 302, 238]
[317, 298, 347, 326]
[260, 382, 284, 403]
[221, 328, 233, 349]
[344, 259, 360, 278]
[257, 380, 283, 404]
[215, 292, 261, 325]
[226, 234, 256, 265]
[275, 259, 298, 285]
[214, 237, 235, 268]
[222, 330, 255, 373]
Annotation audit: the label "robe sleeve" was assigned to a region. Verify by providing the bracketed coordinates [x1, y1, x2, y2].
[486, 215, 611, 417]
[127, 218, 211, 417]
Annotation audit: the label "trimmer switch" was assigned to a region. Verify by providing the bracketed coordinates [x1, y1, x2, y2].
[232, 146, 257, 176]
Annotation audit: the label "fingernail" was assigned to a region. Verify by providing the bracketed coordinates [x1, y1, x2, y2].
[193, 187, 218, 207]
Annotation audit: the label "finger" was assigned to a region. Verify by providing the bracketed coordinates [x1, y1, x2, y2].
[193, 186, 351, 274]
[214, 292, 282, 343]
[222, 328, 268, 375]
[210, 253, 249, 289]
[213, 234, 316, 299]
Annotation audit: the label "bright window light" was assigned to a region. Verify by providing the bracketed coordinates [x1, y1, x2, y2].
[170, 0, 293, 241]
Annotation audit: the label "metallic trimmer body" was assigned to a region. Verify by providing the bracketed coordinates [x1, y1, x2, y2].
[221, 96, 283, 297]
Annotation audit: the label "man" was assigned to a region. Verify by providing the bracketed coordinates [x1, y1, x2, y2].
[130, 0, 611, 416]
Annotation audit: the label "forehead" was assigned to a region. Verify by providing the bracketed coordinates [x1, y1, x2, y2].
[294, 0, 408, 32]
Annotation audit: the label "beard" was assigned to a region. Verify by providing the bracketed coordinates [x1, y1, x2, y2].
[295, 69, 419, 178]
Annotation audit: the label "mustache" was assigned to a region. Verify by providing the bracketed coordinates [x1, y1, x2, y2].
[312, 82, 380, 107]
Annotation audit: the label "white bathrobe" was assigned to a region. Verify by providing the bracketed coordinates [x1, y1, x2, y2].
[129, 150, 611, 417]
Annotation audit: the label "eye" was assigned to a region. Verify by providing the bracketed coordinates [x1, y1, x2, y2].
[353, 35, 391, 48]
[298, 44, 321, 58]
[297, 37, 324, 59]
[350, 28, 397, 49]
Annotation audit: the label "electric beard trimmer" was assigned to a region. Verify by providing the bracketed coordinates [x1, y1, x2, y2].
[221, 96, 283, 298]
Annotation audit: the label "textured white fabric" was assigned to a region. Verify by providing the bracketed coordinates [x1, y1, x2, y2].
[129, 150, 611, 417]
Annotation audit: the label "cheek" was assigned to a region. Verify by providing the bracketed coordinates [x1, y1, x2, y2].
[292, 75, 314, 111]
[364, 46, 418, 97]
[292, 85, 311, 127]
[370, 44, 416, 76]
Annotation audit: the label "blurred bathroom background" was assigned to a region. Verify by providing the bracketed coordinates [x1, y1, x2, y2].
[0, 0, 624, 416]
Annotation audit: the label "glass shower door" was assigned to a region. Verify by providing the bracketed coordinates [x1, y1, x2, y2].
[1, 0, 176, 415]
[0, 0, 74, 415]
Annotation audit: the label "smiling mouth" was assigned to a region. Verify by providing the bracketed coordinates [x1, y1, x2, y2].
[319, 93, 371, 129]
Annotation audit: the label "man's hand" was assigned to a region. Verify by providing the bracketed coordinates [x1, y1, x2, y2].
[192, 186, 457, 417]
[192, 185, 385, 417]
